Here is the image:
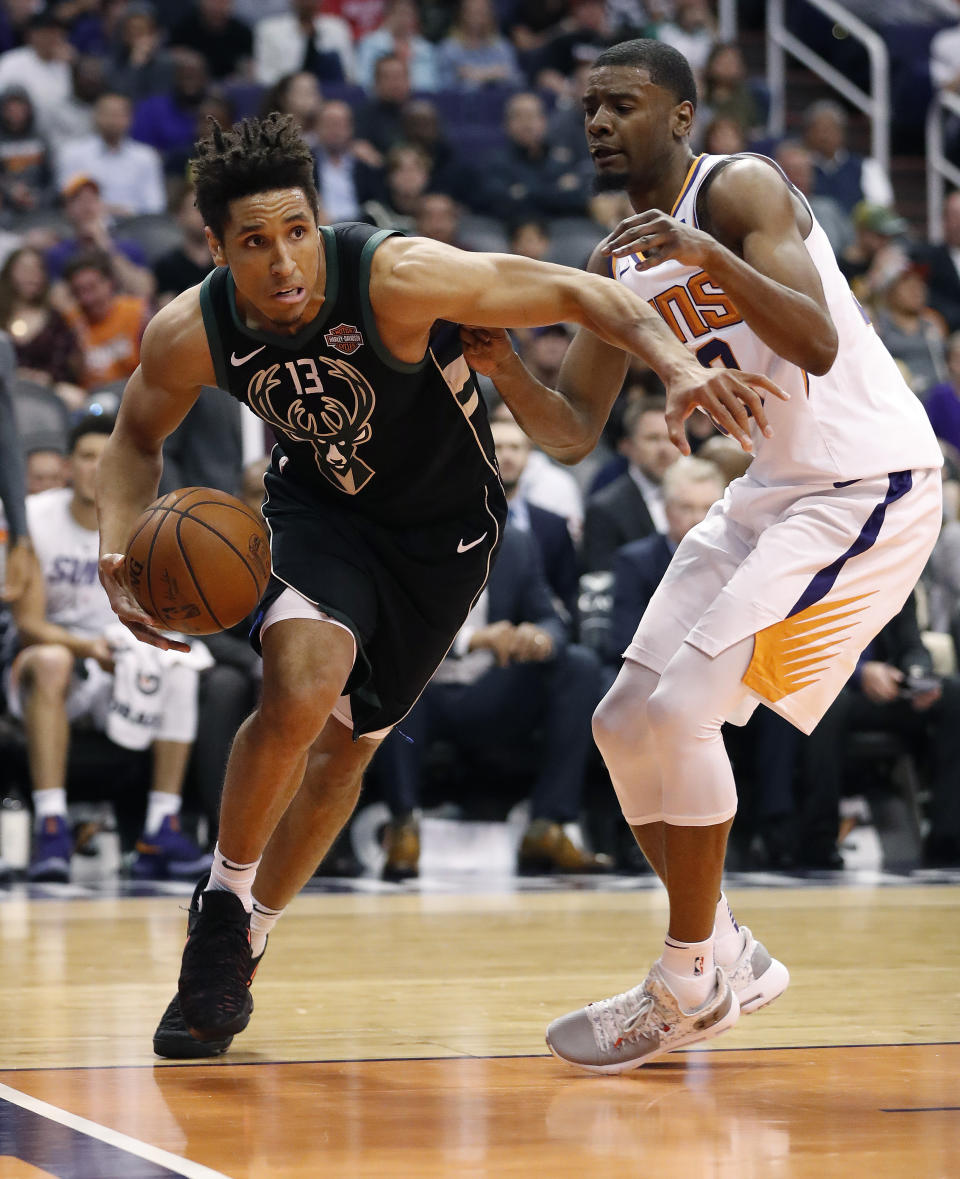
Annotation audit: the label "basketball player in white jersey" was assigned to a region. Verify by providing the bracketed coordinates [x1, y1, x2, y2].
[8, 413, 208, 883]
[462, 39, 943, 1071]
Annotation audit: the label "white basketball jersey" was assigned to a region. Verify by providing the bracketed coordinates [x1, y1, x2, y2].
[613, 153, 943, 484]
[27, 488, 115, 638]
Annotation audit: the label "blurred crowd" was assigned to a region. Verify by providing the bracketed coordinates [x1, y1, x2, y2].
[2, 0, 960, 884]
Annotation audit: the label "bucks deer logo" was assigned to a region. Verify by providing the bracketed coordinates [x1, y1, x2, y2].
[246, 356, 376, 494]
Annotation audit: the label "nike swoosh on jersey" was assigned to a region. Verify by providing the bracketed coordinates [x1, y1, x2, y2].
[457, 534, 486, 553]
[230, 346, 267, 366]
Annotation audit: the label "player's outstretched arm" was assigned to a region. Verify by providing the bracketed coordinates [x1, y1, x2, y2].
[433, 242, 784, 461]
[96, 290, 212, 651]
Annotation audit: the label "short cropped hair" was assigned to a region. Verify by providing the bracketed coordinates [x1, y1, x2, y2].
[190, 112, 320, 240]
[592, 39, 698, 109]
[661, 455, 724, 502]
[69, 410, 115, 452]
[623, 394, 667, 436]
[63, 248, 114, 284]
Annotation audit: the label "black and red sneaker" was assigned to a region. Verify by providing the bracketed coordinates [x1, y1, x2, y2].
[154, 945, 266, 1058]
[176, 878, 255, 1042]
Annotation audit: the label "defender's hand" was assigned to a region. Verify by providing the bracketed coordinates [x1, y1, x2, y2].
[664, 364, 788, 454]
[98, 552, 190, 652]
[459, 326, 515, 379]
[600, 210, 716, 270]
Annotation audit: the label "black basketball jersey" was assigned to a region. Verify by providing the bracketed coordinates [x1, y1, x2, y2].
[199, 222, 504, 527]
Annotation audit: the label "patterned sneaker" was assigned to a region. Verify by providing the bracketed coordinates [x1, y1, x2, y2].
[154, 931, 266, 1059]
[130, 815, 213, 881]
[177, 880, 255, 1041]
[546, 963, 740, 1074]
[723, 926, 789, 1015]
[27, 815, 72, 883]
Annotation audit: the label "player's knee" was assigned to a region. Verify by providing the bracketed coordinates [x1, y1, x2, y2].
[592, 692, 635, 762]
[645, 683, 689, 750]
[19, 644, 74, 697]
[256, 684, 332, 748]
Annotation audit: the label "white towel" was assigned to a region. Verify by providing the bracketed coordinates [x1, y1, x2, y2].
[105, 624, 213, 751]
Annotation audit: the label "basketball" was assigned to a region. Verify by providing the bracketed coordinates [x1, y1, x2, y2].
[125, 487, 271, 635]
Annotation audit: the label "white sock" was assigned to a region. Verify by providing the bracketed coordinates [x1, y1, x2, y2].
[33, 788, 67, 825]
[144, 791, 181, 835]
[713, 892, 744, 968]
[207, 843, 260, 913]
[250, 896, 284, 958]
[659, 935, 716, 1011]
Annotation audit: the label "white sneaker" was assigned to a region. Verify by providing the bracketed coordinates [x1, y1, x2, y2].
[723, 927, 789, 1015]
[546, 963, 740, 1074]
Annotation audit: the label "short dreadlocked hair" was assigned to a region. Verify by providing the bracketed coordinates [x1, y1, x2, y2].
[190, 113, 320, 240]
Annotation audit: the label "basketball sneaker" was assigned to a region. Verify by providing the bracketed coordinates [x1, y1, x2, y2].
[130, 815, 213, 881]
[154, 952, 267, 1057]
[546, 963, 740, 1074]
[27, 815, 72, 883]
[177, 878, 255, 1041]
[722, 926, 789, 1015]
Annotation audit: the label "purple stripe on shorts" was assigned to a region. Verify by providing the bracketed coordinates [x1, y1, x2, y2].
[789, 470, 913, 617]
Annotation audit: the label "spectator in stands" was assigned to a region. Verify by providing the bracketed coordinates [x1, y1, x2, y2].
[801, 591, 960, 868]
[313, 97, 382, 221]
[130, 48, 212, 164]
[924, 331, 960, 452]
[262, 70, 324, 151]
[607, 456, 725, 662]
[774, 138, 854, 256]
[480, 90, 590, 222]
[0, 11, 72, 125]
[838, 200, 909, 307]
[39, 53, 106, 152]
[45, 174, 154, 300]
[356, 0, 438, 92]
[360, 141, 430, 231]
[654, 0, 717, 75]
[582, 395, 678, 573]
[916, 189, 960, 332]
[696, 42, 761, 143]
[253, 0, 356, 87]
[397, 97, 473, 204]
[353, 52, 411, 162]
[508, 216, 551, 261]
[0, 246, 85, 409]
[437, 0, 521, 92]
[376, 522, 609, 880]
[490, 392, 585, 543]
[63, 249, 149, 391]
[152, 186, 214, 306]
[508, 0, 569, 56]
[873, 258, 949, 396]
[536, 0, 612, 98]
[699, 114, 745, 156]
[111, 1, 175, 103]
[494, 414, 579, 623]
[8, 413, 209, 882]
[0, 330, 30, 608]
[0, 84, 54, 214]
[24, 445, 67, 495]
[170, 0, 253, 82]
[323, 0, 386, 41]
[803, 99, 894, 214]
[547, 59, 596, 166]
[413, 191, 466, 247]
[56, 91, 165, 217]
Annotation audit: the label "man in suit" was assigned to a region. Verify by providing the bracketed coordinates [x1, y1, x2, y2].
[492, 414, 579, 624]
[800, 591, 960, 868]
[375, 522, 610, 880]
[581, 394, 678, 572]
[916, 189, 960, 333]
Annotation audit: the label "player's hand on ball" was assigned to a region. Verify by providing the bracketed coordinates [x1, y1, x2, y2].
[97, 552, 190, 652]
[459, 326, 515, 378]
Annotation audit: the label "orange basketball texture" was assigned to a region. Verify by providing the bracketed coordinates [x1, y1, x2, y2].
[125, 487, 271, 635]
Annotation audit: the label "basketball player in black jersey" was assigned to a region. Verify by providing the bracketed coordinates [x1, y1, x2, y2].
[95, 113, 778, 1055]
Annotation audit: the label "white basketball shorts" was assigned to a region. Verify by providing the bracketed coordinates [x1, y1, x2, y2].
[624, 466, 942, 734]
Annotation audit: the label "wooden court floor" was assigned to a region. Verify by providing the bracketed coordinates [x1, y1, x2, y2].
[0, 880, 958, 1177]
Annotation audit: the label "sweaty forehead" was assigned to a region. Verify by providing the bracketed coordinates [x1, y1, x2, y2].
[585, 64, 656, 99]
[226, 188, 313, 230]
